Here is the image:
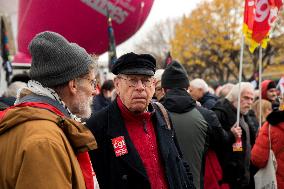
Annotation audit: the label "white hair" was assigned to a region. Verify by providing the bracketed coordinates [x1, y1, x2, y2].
[190, 78, 209, 92]
[226, 82, 254, 103]
[208, 86, 215, 94]
[217, 83, 234, 97]
[154, 69, 165, 81]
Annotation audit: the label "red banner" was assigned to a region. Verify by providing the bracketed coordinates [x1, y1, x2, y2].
[243, 0, 283, 52]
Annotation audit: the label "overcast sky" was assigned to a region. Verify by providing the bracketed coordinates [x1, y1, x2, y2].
[100, 0, 200, 61]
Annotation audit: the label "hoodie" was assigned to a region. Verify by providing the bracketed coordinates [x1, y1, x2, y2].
[162, 89, 208, 189]
[162, 88, 195, 113]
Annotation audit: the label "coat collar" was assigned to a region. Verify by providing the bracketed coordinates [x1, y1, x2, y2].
[106, 100, 147, 178]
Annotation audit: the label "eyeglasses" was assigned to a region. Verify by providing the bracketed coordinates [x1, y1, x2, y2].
[118, 75, 154, 88]
[79, 78, 97, 88]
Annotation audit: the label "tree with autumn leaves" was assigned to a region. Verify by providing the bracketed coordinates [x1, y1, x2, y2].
[135, 0, 284, 83]
[171, 0, 284, 83]
[171, 0, 243, 83]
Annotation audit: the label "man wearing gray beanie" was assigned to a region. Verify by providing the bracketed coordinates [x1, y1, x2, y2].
[161, 61, 228, 189]
[0, 31, 100, 189]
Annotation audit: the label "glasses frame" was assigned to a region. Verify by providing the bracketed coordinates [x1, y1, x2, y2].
[77, 77, 97, 88]
[118, 75, 154, 88]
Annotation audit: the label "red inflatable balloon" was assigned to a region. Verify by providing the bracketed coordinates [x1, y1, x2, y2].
[14, 0, 154, 63]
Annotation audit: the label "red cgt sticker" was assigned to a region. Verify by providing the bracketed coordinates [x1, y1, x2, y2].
[112, 136, 128, 157]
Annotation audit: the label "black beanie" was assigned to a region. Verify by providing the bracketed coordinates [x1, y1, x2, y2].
[161, 60, 189, 89]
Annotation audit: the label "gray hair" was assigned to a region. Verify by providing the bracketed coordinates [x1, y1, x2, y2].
[190, 78, 209, 92]
[218, 83, 234, 98]
[4, 81, 27, 97]
[226, 82, 254, 103]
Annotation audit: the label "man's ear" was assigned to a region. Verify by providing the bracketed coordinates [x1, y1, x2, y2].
[187, 86, 190, 93]
[113, 77, 120, 95]
[68, 79, 78, 95]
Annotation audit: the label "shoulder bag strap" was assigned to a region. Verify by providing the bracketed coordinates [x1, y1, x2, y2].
[154, 102, 171, 130]
[269, 124, 272, 150]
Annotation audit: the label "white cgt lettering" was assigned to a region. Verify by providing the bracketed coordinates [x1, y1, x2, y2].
[255, 0, 269, 22]
[268, 7, 279, 26]
[113, 140, 125, 149]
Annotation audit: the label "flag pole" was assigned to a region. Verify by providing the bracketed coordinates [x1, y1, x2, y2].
[232, 34, 245, 152]
[107, 8, 117, 71]
[258, 47, 263, 128]
[236, 35, 245, 127]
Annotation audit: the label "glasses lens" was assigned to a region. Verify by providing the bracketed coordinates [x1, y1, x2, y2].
[120, 76, 153, 87]
[142, 79, 153, 87]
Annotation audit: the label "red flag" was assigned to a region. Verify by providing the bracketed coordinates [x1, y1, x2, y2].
[164, 51, 172, 68]
[243, 0, 283, 52]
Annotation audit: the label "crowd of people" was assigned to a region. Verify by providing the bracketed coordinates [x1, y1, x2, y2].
[0, 31, 284, 189]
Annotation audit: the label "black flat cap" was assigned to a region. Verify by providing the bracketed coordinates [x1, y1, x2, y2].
[111, 52, 156, 76]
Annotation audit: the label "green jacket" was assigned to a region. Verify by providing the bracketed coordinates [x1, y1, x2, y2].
[162, 89, 208, 189]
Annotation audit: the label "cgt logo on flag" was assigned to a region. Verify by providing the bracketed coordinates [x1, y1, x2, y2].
[112, 136, 128, 157]
[243, 0, 283, 52]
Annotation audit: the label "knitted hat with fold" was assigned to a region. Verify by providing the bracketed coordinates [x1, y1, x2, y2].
[29, 31, 94, 87]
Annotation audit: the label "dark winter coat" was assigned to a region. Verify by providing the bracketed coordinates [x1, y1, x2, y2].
[0, 97, 16, 110]
[87, 99, 194, 189]
[199, 92, 218, 110]
[212, 98, 257, 188]
[92, 93, 111, 113]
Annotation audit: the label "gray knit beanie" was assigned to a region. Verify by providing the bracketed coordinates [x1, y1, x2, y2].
[29, 31, 94, 87]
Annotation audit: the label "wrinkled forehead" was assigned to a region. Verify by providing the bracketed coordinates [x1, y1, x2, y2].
[241, 88, 255, 97]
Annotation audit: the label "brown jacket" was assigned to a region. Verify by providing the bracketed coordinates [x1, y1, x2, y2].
[0, 105, 97, 189]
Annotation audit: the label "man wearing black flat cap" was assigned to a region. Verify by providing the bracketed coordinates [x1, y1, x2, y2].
[87, 52, 195, 189]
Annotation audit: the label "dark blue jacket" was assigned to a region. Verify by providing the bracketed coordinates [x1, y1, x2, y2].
[199, 92, 218, 110]
[0, 97, 16, 110]
[92, 93, 111, 113]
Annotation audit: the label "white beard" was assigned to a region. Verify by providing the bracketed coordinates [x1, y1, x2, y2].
[71, 91, 93, 119]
